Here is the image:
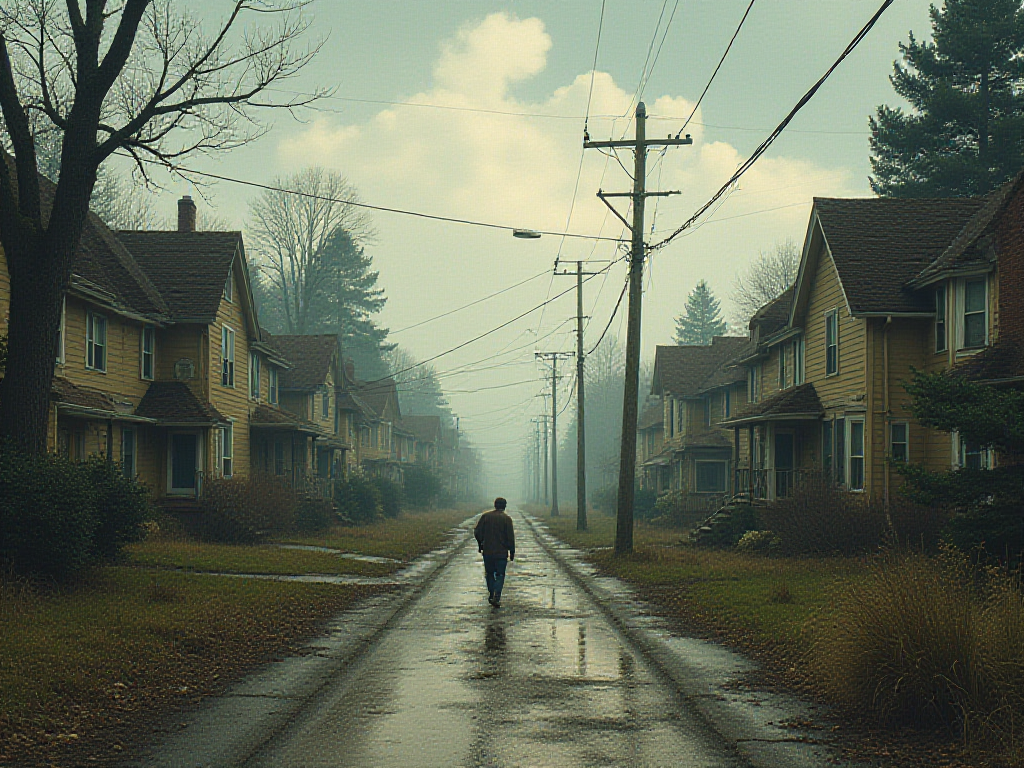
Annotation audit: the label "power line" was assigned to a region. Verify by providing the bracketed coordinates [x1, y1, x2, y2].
[588, 277, 628, 355]
[638, 0, 681, 102]
[583, 0, 608, 136]
[389, 268, 551, 335]
[654, 0, 895, 250]
[165, 166, 625, 243]
[675, 0, 757, 139]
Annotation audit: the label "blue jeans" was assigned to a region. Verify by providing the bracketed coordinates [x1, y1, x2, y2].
[482, 555, 508, 600]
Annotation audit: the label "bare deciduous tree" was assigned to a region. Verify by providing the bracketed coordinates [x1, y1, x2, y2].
[0, 0, 324, 452]
[248, 167, 374, 335]
[731, 239, 800, 320]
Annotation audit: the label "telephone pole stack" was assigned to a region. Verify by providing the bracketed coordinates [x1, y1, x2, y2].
[535, 352, 573, 518]
[556, 261, 605, 531]
[584, 102, 691, 554]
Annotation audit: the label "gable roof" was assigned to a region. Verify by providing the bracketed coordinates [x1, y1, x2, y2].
[811, 197, 988, 315]
[402, 414, 442, 442]
[266, 334, 338, 390]
[354, 378, 401, 421]
[722, 382, 823, 426]
[639, 402, 664, 430]
[749, 287, 794, 336]
[117, 231, 242, 323]
[912, 174, 1024, 287]
[651, 337, 749, 398]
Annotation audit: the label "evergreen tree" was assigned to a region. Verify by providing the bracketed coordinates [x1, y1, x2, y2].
[870, 0, 1024, 197]
[674, 281, 728, 346]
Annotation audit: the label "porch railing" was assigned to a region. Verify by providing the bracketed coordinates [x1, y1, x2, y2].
[295, 475, 333, 501]
[733, 468, 814, 500]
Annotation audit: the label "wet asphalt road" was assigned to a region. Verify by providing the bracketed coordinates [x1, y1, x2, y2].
[243, 511, 745, 768]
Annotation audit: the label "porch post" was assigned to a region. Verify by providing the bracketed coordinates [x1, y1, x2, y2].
[733, 426, 740, 495]
[747, 425, 754, 498]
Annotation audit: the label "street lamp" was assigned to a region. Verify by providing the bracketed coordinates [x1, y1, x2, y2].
[512, 229, 542, 239]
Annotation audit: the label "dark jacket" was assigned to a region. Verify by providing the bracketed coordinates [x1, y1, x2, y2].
[475, 509, 515, 559]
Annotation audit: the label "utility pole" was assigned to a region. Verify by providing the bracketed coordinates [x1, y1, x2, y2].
[556, 260, 605, 531]
[585, 102, 692, 554]
[532, 413, 550, 505]
[536, 352, 572, 517]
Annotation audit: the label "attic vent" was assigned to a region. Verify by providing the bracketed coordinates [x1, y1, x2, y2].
[174, 358, 196, 381]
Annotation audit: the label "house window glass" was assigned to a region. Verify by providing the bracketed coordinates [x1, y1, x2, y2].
[86, 312, 107, 371]
[57, 297, 66, 364]
[703, 396, 711, 427]
[141, 325, 155, 380]
[822, 420, 833, 477]
[121, 428, 137, 479]
[890, 422, 909, 463]
[224, 273, 233, 302]
[218, 424, 234, 477]
[221, 326, 235, 387]
[835, 419, 845, 485]
[778, 345, 788, 389]
[249, 352, 261, 400]
[849, 419, 865, 491]
[963, 279, 987, 349]
[825, 310, 839, 375]
[793, 337, 805, 385]
[322, 391, 330, 419]
[695, 461, 727, 493]
[724, 389, 731, 418]
[957, 432, 993, 470]
[935, 286, 948, 353]
[749, 365, 761, 403]
[268, 367, 279, 404]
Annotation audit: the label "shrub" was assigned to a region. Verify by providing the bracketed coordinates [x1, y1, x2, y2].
[335, 474, 382, 523]
[295, 496, 338, 532]
[944, 499, 1024, 567]
[757, 478, 888, 556]
[736, 529, 780, 554]
[402, 465, 442, 507]
[198, 475, 299, 543]
[377, 478, 404, 518]
[0, 448, 149, 579]
[696, 502, 759, 547]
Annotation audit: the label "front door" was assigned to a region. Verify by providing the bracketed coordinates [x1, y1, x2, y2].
[774, 432, 795, 498]
[169, 432, 199, 495]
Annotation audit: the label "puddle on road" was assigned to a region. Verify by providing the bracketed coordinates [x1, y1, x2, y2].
[274, 544, 400, 564]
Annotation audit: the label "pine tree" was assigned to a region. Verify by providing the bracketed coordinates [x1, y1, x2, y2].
[674, 281, 728, 346]
[870, 0, 1024, 197]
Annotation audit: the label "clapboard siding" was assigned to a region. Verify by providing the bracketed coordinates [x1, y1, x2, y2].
[207, 270, 253, 477]
[803, 244, 866, 404]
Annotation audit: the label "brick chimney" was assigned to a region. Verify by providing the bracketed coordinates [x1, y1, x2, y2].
[177, 195, 197, 233]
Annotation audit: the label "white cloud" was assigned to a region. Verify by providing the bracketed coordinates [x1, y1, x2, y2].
[273, 11, 860, 458]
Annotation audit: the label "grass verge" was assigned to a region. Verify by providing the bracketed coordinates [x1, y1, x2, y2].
[0, 569, 381, 765]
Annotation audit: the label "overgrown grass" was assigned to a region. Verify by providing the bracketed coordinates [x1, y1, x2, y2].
[126, 540, 393, 577]
[280, 507, 472, 561]
[0, 569, 379, 763]
[540, 509, 680, 551]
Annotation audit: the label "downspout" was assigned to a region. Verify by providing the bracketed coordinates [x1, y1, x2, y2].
[883, 316, 892, 513]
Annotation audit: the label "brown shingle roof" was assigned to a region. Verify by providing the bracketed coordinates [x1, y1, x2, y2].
[748, 287, 794, 335]
[336, 391, 376, 421]
[249, 404, 322, 433]
[651, 337, 749, 398]
[639, 402, 664, 430]
[51, 377, 117, 413]
[135, 382, 226, 424]
[402, 415, 442, 442]
[813, 197, 988, 314]
[723, 382, 823, 425]
[117, 231, 241, 322]
[355, 378, 399, 419]
[266, 335, 338, 390]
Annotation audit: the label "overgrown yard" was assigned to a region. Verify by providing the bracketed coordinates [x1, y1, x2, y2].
[539, 512, 1016, 767]
[0, 508, 472, 766]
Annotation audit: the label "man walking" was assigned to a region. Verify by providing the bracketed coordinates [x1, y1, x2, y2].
[474, 497, 515, 607]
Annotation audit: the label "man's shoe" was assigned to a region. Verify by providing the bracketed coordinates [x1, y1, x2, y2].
[491, 596, 501, 608]
[487, 593, 495, 605]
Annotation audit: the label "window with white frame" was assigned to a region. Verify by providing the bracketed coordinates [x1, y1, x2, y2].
[322, 390, 330, 419]
[961, 278, 987, 349]
[141, 325, 155, 380]
[121, 427, 137, 478]
[221, 326, 235, 387]
[889, 422, 909, 463]
[955, 431, 993, 470]
[825, 310, 839, 375]
[224, 272, 233, 302]
[935, 286, 948, 353]
[834, 418, 846, 486]
[268, 366, 279, 404]
[723, 389, 731, 418]
[217, 423, 234, 477]
[249, 352, 261, 400]
[748, 364, 761, 403]
[848, 419, 865, 491]
[792, 336, 805, 385]
[695, 460, 727, 493]
[778, 344, 788, 389]
[86, 311, 107, 371]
